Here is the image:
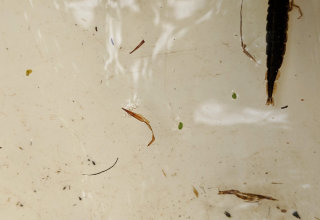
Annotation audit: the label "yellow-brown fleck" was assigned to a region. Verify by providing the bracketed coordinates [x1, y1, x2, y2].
[193, 186, 199, 198]
[26, 69, 32, 76]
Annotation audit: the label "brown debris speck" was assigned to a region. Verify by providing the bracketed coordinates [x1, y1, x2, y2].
[276, 206, 287, 213]
[26, 69, 32, 76]
[16, 201, 23, 207]
[162, 169, 167, 177]
[224, 211, 231, 218]
[192, 186, 199, 198]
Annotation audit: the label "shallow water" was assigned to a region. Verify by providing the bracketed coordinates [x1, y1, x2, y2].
[0, 0, 319, 219]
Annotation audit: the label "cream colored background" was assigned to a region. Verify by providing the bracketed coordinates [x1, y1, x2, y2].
[0, 0, 319, 219]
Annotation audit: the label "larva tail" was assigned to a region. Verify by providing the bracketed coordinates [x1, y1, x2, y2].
[266, 97, 274, 105]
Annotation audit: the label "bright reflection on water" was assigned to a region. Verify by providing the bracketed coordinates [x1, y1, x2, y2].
[194, 100, 287, 126]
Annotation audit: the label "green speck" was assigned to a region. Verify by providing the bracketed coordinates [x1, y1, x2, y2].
[178, 122, 183, 130]
[232, 92, 237, 99]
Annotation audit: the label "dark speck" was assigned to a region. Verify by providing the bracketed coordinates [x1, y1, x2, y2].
[292, 211, 301, 219]
[92, 161, 96, 165]
[224, 211, 231, 218]
[95, 26, 98, 32]
[281, 105, 288, 109]
[78, 196, 82, 201]
[16, 202, 23, 207]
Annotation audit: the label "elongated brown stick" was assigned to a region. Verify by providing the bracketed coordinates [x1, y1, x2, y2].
[240, 0, 257, 63]
[129, 40, 145, 54]
[122, 108, 155, 146]
[82, 158, 118, 176]
[219, 189, 277, 202]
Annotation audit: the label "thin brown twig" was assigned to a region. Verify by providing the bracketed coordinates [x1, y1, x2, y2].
[129, 40, 145, 54]
[122, 108, 155, 146]
[240, 0, 257, 63]
[82, 158, 118, 176]
[219, 189, 277, 202]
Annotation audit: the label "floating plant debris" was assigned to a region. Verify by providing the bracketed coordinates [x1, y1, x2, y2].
[292, 211, 301, 219]
[193, 186, 199, 198]
[16, 201, 23, 207]
[82, 158, 118, 176]
[276, 206, 287, 213]
[218, 189, 277, 202]
[95, 26, 98, 32]
[26, 69, 32, 76]
[224, 211, 231, 218]
[129, 40, 145, 54]
[122, 108, 155, 146]
[240, 0, 256, 63]
[281, 105, 288, 109]
[162, 169, 167, 177]
[178, 122, 183, 130]
[232, 92, 237, 99]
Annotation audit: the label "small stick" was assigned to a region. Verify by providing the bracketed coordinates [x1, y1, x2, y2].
[82, 158, 118, 176]
[129, 40, 145, 54]
[240, 0, 257, 63]
[219, 189, 277, 202]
